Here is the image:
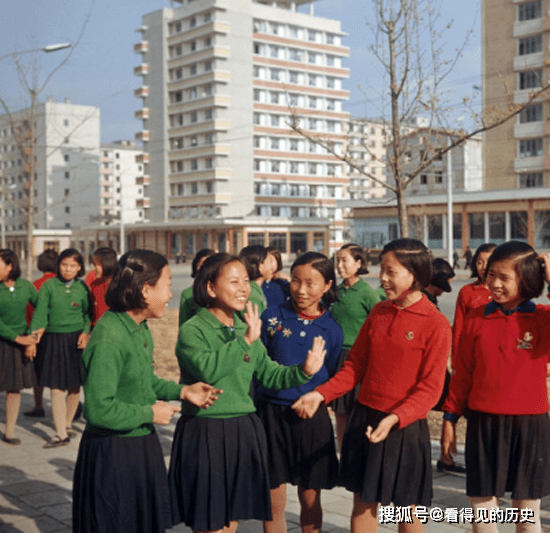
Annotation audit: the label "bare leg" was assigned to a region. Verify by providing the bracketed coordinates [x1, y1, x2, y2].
[512, 499, 541, 533]
[50, 388, 68, 440]
[470, 496, 499, 533]
[399, 506, 424, 533]
[297, 486, 322, 533]
[65, 387, 81, 428]
[335, 413, 348, 451]
[264, 484, 287, 533]
[351, 494, 378, 533]
[5, 391, 21, 439]
[195, 521, 239, 533]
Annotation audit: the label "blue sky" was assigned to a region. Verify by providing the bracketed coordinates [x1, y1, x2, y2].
[0, 0, 481, 143]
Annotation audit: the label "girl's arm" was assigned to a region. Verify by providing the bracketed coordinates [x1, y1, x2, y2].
[29, 282, 51, 333]
[451, 286, 468, 366]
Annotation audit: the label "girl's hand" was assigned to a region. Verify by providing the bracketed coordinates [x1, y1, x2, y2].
[24, 344, 37, 361]
[152, 401, 181, 425]
[30, 328, 45, 343]
[15, 334, 38, 347]
[302, 336, 326, 377]
[366, 413, 399, 443]
[77, 333, 89, 350]
[441, 420, 457, 463]
[291, 390, 324, 419]
[181, 382, 223, 409]
[539, 253, 550, 284]
[243, 301, 261, 345]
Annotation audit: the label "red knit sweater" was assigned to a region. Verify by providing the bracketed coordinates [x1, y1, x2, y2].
[317, 295, 451, 428]
[444, 304, 550, 416]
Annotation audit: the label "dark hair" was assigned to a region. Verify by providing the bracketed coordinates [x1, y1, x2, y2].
[470, 243, 497, 279]
[431, 258, 455, 292]
[380, 239, 432, 290]
[485, 241, 544, 300]
[105, 250, 168, 312]
[290, 251, 338, 305]
[57, 248, 85, 279]
[37, 249, 58, 274]
[338, 243, 369, 275]
[266, 246, 283, 273]
[92, 247, 118, 281]
[0, 249, 21, 280]
[193, 253, 243, 307]
[191, 248, 216, 278]
[239, 245, 268, 281]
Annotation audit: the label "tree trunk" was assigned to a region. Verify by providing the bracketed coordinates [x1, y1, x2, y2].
[396, 185, 409, 238]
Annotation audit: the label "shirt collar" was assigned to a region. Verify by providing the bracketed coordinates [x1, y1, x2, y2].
[196, 306, 246, 331]
[117, 311, 148, 334]
[339, 278, 365, 292]
[483, 300, 536, 316]
[389, 293, 436, 316]
[279, 299, 331, 327]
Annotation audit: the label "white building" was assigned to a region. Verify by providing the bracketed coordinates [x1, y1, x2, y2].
[134, 0, 350, 256]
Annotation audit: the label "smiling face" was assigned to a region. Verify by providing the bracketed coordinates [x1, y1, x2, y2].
[207, 260, 251, 317]
[336, 249, 362, 281]
[476, 251, 492, 281]
[59, 257, 81, 282]
[142, 265, 172, 319]
[290, 264, 332, 316]
[379, 251, 415, 301]
[485, 258, 522, 309]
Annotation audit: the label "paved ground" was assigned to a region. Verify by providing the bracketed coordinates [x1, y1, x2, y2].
[2, 390, 550, 532]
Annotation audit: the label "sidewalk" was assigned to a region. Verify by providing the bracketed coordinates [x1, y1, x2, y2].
[1, 390, 550, 532]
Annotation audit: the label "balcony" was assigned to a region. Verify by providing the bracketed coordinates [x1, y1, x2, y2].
[513, 18, 543, 38]
[134, 41, 148, 54]
[514, 155, 544, 172]
[134, 86, 149, 98]
[133, 64, 148, 76]
[135, 130, 149, 141]
[513, 52, 544, 72]
[137, 197, 151, 208]
[136, 153, 150, 164]
[514, 122, 544, 139]
[136, 175, 150, 185]
[135, 108, 149, 120]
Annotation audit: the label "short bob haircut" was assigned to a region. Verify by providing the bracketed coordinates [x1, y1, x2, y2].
[37, 249, 58, 274]
[0, 249, 21, 281]
[290, 251, 338, 306]
[193, 253, 242, 308]
[105, 250, 168, 312]
[92, 247, 118, 281]
[57, 248, 86, 279]
[266, 246, 283, 273]
[239, 245, 268, 281]
[380, 239, 432, 291]
[485, 240, 544, 301]
[470, 243, 497, 279]
[191, 248, 216, 278]
[431, 258, 455, 292]
[338, 243, 369, 275]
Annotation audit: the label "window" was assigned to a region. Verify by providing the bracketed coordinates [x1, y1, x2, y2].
[270, 22, 279, 35]
[204, 109, 213, 120]
[519, 103, 543, 123]
[271, 92, 279, 104]
[65, 188, 70, 196]
[326, 33, 335, 44]
[271, 161, 280, 172]
[253, 66, 261, 78]
[191, 182, 198, 194]
[65, 171, 70, 179]
[289, 71, 299, 84]
[289, 49, 302, 61]
[326, 55, 335, 67]
[308, 52, 317, 64]
[190, 41, 196, 51]
[309, 97, 317, 109]
[326, 99, 335, 111]
[290, 139, 299, 151]
[254, 89, 261, 101]
[204, 37, 211, 47]
[270, 69, 281, 81]
[519, 69, 542, 89]
[326, 121, 336, 132]
[203, 84, 212, 96]
[64, 155, 69, 162]
[191, 159, 198, 170]
[308, 118, 317, 131]
[519, 172, 543, 187]
[435, 172, 443, 184]
[190, 64, 197, 75]
[308, 74, 317, 87]
[309, 163, 317, 175]
[206, 181, 213, 193]
[518, 1, 542, 21]
[190, 111, 197, 123]
[290, 162, 299, 173]
[327, 77, 335, 89]
[519, 35, 542, 55]
[420, 174, 428, 184]
[270, 138, 280, 150]
[204, 61, 212, 71]
[64, 119, 69, 127]
[271, 115, 280, 127]
[270, 46, 279, 58]
[289, 94, 298, 106]
[189, 87, 197, 99]
[519, 138, 543, 157]
[204, 12, 211, 23]
[65, 206, 70, 214]
[205, 158, 213, 169]
[308, 30, 317, 42]
[190, 16, 196, 28]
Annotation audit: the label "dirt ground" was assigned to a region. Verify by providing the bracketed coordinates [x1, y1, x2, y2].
[150, 308, 467, 444]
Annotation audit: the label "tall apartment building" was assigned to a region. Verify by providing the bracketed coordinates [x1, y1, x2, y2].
[134, 0, 350, 256]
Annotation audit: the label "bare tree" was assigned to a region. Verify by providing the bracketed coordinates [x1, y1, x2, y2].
[289, 0, 550, 237]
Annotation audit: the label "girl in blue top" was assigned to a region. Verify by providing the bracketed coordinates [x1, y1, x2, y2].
[256, 252, 344, 533]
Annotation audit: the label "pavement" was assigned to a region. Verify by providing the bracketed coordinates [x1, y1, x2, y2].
[2, 390, 550, 532]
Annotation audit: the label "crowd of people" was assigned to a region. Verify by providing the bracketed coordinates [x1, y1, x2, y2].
[0, 238, 549, 533]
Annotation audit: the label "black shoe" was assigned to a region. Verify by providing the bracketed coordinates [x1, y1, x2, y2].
[43, 435, 70, 449]
[436, 460, 466, 475]
[73, 402, 83, 421]
[2, 436, 21, 446]
[24, 408, 45, 418]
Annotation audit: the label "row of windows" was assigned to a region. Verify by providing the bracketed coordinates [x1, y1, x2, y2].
[169, 83, 213, 103]
[253, 89, 340, 112]
[254, 182, 338, 198]
[255, 205, 336, 219]
[169, 12, 212, 35]
[169, 205, 220, 220]
[169, 108, 215, 127]
[518, 172, 543, 187]
[170, 180, 214, 196]
[168, 59, 214, 76]
[253, 112, 343, 134]
[169, 36, 212, 58]
[253, 136, 344, 154]
[518, 1, 542, 22]
[253, 66, 342, 90]
[254, 159, 341, 176]
[170, 133, 216, 150]
[170, 157, 214, 173]
[253, 43, 342, 68]
[252, 20, 340, 47]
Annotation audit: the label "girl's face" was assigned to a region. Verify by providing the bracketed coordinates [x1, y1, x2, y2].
[336, 249, 362, 280]
[476, 250, 492, 281]
[92, 257, 103, 280]
[259, 254, 277, 281]
[59, 257, 80, 282]
[290, 264, 332, 315]
[207, 261, 250, 314]
[485, 258, 522, 309]
[0, 258, 12, 282]
[379, 251, 415, 300]
[142, 265, 172, 319]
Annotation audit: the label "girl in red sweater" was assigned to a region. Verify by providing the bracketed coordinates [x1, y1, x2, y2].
[442, 241, 550, 533]
[89, 247, 117, 328]
[293, 239, 451, 533]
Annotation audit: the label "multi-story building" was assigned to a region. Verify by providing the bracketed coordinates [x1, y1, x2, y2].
[134, 0, 350, 256]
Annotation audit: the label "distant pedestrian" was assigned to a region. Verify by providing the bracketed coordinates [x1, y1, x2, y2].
[463, 246, 473, 270]
[452, 249, 459, 270]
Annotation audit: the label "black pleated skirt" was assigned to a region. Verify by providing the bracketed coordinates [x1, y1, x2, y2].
[256, 400, 338, 490]
[465, 410, 550, 500]
[168, 413, 272, 531]
[0, 337, 36, 392]
[72, 429, 172, 533]
[330, 349, 362, 415]
[35, 331, 82, 390]
[339, 402, 433, 507]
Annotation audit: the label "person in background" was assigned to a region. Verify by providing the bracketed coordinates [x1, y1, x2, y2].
[24, 249, 58, 419]
[239, 245, 272, 316]
[262, 246, 290, 308]
[421, 258, 455, 310]
[89, 247, 117, 328]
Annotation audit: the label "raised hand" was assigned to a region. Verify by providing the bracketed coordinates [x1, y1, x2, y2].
[243, 301, 262, 345]
[365, 413, 399, 443]
[302, 336, 326, 377]
[292, 390, 324, 419]
[152, 401, 181, 425]
[181, 382, 223, 409]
